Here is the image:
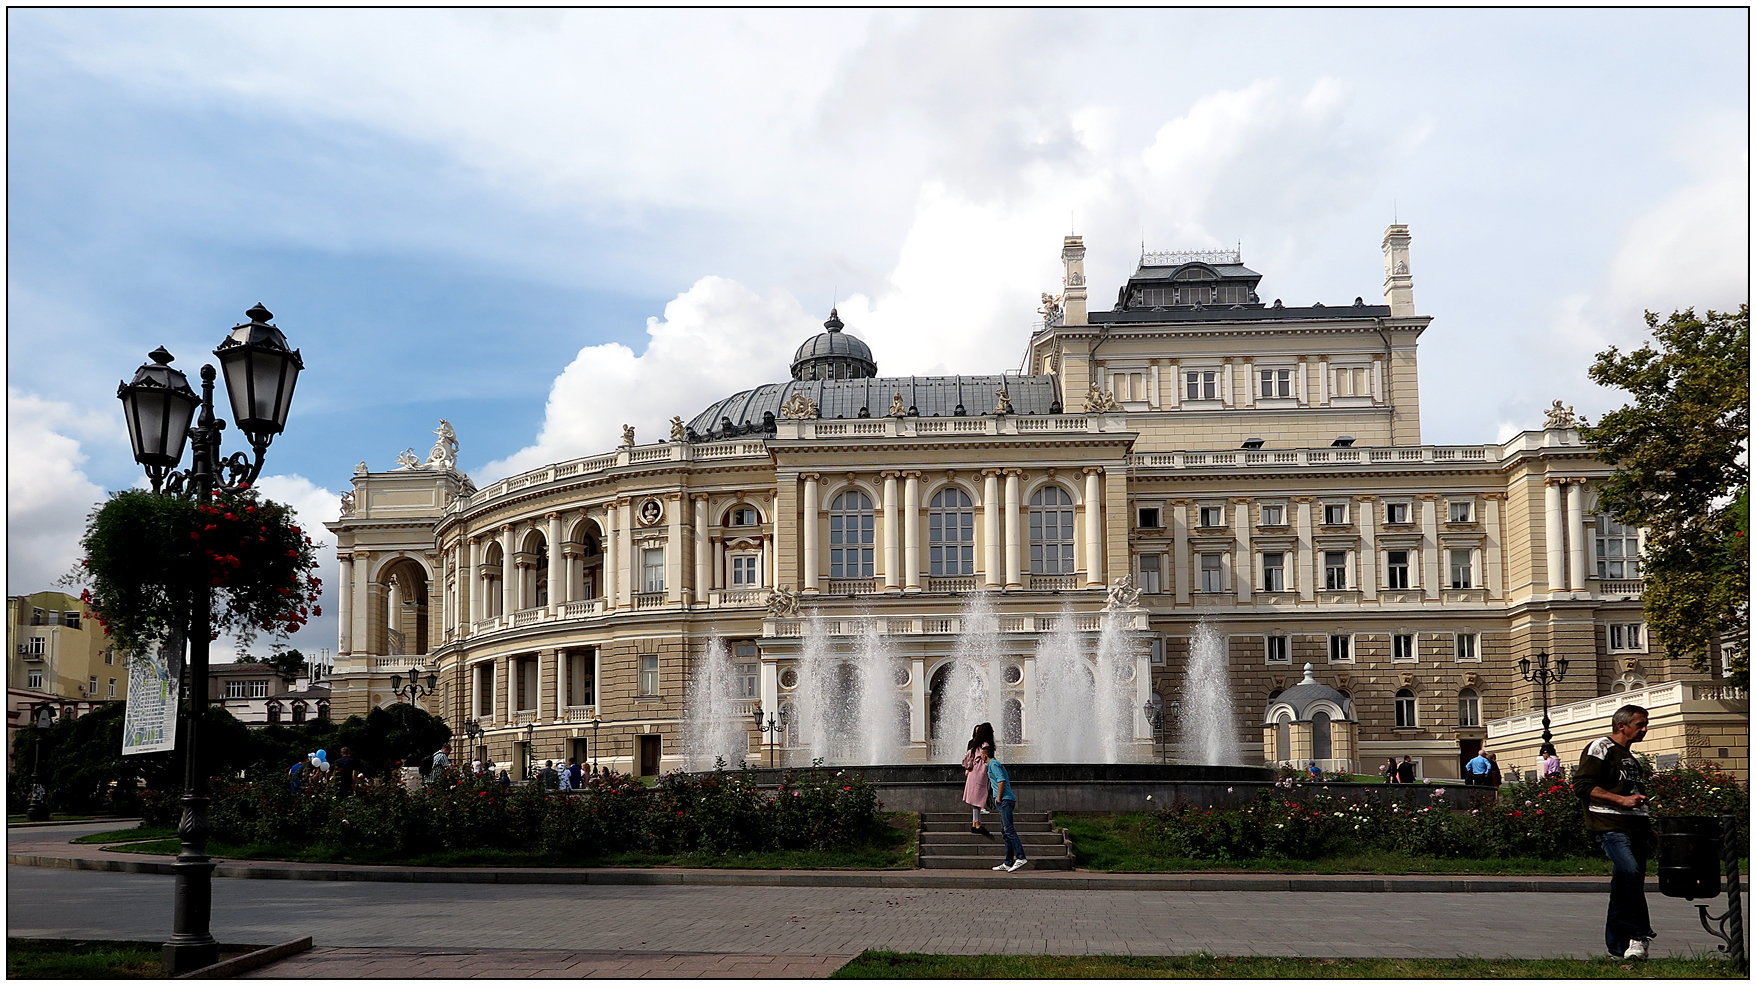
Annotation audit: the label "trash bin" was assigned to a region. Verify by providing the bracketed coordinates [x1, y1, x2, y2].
[1656, 815, 1722, 900]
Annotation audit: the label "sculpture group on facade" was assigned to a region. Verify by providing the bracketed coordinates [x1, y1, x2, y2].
[392, 420, 461, 472]
[1085, 381, 1122, 413]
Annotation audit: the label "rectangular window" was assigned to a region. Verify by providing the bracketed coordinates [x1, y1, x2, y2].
[1259, 368, 1292, 398]
[1265, 636, 1289, 663]
[1449, 549, 1473, 589]
[1324, 551, 1348, 591]
[62, 610, 80, 629]
[1198, 505, 1223, 528]
[1200, 554, 1223, 593]
[1328, 635, 1352, 663]
[731, 555, 759, 586]
[1609, 624, 1645, 651]
[643, 548, 665, 593]
[88, 675, 98, 694]
[639, 655, 660, 697]
[1455, 633, 1478, 661]
[107, 678, 117, 698]
[1185, 371, 1218, 401]
[1448, 501, 1473, 523]
[730, 507, 758, 527]
[104, 647, 114, 666]
[248, 679, 269, 698]
[1261, 552, 1285, 592]
[1386, 550, 1410, 589]
[1396, 692, 1418, 727]
[1596, 517, 1641, 579]
[477, 664, 495, 717]
[30, 608, 45, 625]
[1392, 634, 1416, 662]
[26, 669, 42, 689]
[1385, 502, 1409, 525]
[1323, 503, 1348, 525]
[1138, 555, 1162, 594]
[26, 637, 45, 656]
[1458, 691, 1481, 727]
[1260, 504, 1283, 526]
[736, 662, 759, 699]
[1136, 507, 1161, 529]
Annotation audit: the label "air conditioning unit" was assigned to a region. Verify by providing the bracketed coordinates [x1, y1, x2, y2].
[16, 644, 26, 654]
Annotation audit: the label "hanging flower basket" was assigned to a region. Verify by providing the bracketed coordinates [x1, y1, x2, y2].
[73, 485, 322, 654]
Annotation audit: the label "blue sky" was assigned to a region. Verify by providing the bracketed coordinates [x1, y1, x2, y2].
[8, 10, 1747, 661]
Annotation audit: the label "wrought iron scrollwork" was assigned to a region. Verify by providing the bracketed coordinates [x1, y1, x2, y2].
[1695, 813, 1747, 969]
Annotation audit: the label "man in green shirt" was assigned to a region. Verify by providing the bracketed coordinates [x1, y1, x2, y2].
[1572, 704, 1657, 959]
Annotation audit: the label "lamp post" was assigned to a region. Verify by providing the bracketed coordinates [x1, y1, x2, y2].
[116, 305, 302, 976]
[523, 721, 536, 782]
[751, 702, 782, 769]
[590, 716, 601, 775]
[25, 702, 57, 821]
[1517, 650, 1570, 748]
[463, 719, 484, 773]
[390, 668, 438, 705]
[1142, 702, 1172, 764]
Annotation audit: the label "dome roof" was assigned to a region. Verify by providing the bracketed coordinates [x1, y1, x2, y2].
[1264, 664, 1354, 723]
[791, 309, 876, 380]
[687, 374, 1062, 440]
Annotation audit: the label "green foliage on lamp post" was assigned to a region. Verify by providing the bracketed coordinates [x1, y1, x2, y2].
[1583, 305, 1750, 686]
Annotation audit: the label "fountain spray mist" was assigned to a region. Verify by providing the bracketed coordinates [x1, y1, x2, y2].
[1178, 620, 1240, 765]
[931, 594, 1004, 761]
[683, 635, 749, 769]
[1026, 607, 1095, 762]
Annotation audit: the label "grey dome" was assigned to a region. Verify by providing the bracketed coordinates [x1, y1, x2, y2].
[1265, 664, 1354, 722]
[791, 309, 877, 381]
[688, 374, 1062, 441]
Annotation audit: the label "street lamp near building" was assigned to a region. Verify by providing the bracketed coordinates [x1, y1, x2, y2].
[590, 716, 601, 775]
[751, 701, 782, 768]
[463, 719, 484, 772]
[390, 668, 437, 705]
[1517, 650, 1570, 747]
[25, 702, 57, 821]
[115, 305, 302, 976]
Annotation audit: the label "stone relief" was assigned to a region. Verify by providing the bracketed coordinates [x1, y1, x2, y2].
[1085, 381, 1122, 413]
[779, 392, 819, 419]
[426, 419, 458, 468]
[1543, 400, 1579, 429]
[764, 585, 801, 618]
[1105, 573, 1140, 611]
[670, 416, 686, 442]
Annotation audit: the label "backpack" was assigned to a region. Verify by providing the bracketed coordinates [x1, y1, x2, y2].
[418, 752, 437, 775]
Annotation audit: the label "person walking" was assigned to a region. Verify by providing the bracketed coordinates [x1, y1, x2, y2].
[331, 747, 357, 797]
[1541, 743, 1563, 779]
[961, 722, 996, 835]
[1396, 756, 1417, 784]
[1485, 751, 1503, 789]
[539, 760, 559, 790]
[1464, 749, 1492, 786]
[983, 745, 1027, 872]
[287, 754, 305, 793]
[429, 744, 451, 784]
[1574, 704, 1658, 960]
[1381, 758, 1399, 783]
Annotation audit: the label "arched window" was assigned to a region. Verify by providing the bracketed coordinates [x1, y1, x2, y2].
[1275, 712, 1291, 761]
[1457, 688, 1480, 727]
[534, 541, 550, 608]
[316, 701, 330, 721]
[1028, 486, 1075, 574]
[291, 701, 307, 724]
[1003, 698, 1024, 745]
[829, 491, 875, 579]
[266, 702, 282, 724]
[928, 488, 975, 576]
[1395, 689, 1418, 728]
[483, 544, 505, 617]
[1312, 710, 1332, 759]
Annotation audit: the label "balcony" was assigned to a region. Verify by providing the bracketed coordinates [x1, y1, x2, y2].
[825, 578, 877, 596]
[762, 609, 1146, 639]
[1025, 574, 1078, 591]
[513, 709, 536, 726]
[708, 589, 768, 608]
[512, 607, 547, 626]
[562, 598, 607, 618]
[564, 705, 598, 723]
[634, 592, 668, 610]
[456, 439, 769, 516]
[1597, 579, 1644, 599]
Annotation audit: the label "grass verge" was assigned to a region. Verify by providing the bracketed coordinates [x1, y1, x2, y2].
[102, 812, 918, 870]
[832, 951, 1743, 979]
[72, 825, 177, 845]
[1055, 812, 1616, 875]
[6, 938, 257, 979]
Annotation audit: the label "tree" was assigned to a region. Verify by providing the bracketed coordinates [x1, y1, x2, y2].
[1583, 305, 1749, 685]
[237, 647, 306, 683]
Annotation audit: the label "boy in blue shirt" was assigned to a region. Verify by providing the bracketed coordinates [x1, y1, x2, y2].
[983, 746, 1028, 872]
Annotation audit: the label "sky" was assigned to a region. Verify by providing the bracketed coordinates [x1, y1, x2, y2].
[8, 9, 1748, 662]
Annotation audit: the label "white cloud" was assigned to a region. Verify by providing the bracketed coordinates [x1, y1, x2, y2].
[481, 277, 817, 481]
[7, 388, 115, 593]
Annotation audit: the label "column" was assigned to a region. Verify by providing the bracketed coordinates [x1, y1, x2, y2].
[693, 495, 710, 603]
[882, 471, 901, 592]
[802, 474, 821, 593]
[763, 533, 774, 588]
[616, 499, 634, 607]
[903, 471, 921, 593]
[1244, 359, 1256, 407]
[1293, 499, 1315, 602]
[1371, 358, 1384, 403]
[1420, 496, 1441, 599]
[1149, 361, 1161, 409]
[352, 551, 371, 652]
[1484, 493, 1504, 599]
[1003, 469, 1023, 589]
[1357, 496, 1378, 601]
[1234, 497, 1253, 603]
[1083, 468, 1104, 587]
[602, 506, 618, 608]
[982, 469, 1002, 590]
[1318, 356, 1331, 405]
[1296, 358, 1308, 403]
[538, 648, 556, 721]
[1543, 480, 1565, 595]
[1172, 500, 1190, 605]
[1566, 481, 1587, 592]
[909, 657, 927, 744]
[499, 525, 516, 620]
[1167, 362, 1181, 408]
[468, 538, 482, 623]
[338, 554, 354, 653]
[711, 536, 725, 591]
[496, 655, 511, 724]
[547, 513, 563, 614]
[667, 493, 685, 603]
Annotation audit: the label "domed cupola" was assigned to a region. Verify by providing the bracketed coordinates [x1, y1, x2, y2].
[790, 309, 877, 381]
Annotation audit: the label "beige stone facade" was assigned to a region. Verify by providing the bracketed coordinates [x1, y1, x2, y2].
[324, 226, 1738, 780]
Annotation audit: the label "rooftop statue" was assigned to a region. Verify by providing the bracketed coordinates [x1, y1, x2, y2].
[1039, 292, 1064, 324]
[778, 392, 819, 419]
[670, 416, 686, 442]
[620, 424, 636, 448]
[1105, 573, 1141, 611]
[888, 391, 907, 417]
[1085, 381, 1122, 413]
[394, 448, 421, 470]
[426, 419, 458, 468]
[1543, 400, 1579, 430]
[993, 387, 1012, 415]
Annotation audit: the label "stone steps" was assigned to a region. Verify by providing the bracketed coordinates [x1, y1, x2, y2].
[916, 811, 1073, 870]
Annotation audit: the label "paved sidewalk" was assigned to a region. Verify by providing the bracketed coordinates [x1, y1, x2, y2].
[238, 946, 856, 979]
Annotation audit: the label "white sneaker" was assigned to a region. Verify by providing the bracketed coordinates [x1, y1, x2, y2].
[992, 863, 1009, 871]
[1007, 859, 1029, 872]
[1623, 937, 1651, 960]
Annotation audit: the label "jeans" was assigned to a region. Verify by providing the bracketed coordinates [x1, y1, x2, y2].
[997, 800, 1026, 864]
[1597, 830, 1655, 955]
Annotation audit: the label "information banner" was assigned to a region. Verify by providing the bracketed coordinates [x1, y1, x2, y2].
[122, 633, 181, 755]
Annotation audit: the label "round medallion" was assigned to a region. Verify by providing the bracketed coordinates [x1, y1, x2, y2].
[893, 666, 911, 687]
[1003, 664, 1023, 685]
[637, 498, 665, 527]
[780, 667, 798, 690]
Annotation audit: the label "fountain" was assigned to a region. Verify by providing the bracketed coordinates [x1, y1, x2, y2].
[1177, 619, 1242, 765]
[1026, 607, 1097, 762]
[682, 635, 750, 769]
[929, 593, 1005, 761]
[793, 613, 909, 765]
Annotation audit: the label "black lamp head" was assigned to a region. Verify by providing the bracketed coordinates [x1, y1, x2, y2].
[214, 304, 303, 441]
[117, 347, 199, 468]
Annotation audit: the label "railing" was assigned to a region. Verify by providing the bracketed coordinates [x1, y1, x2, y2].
[712, 589, 767, 608]
[827, 579, 877, 595]
[927, 577, 978, 592]
[513, 709, 536, 726]
[921, 618, 954, 634]
[370, 656, 434, 670]
[456, 441, 768, 514]
[565, 706, 597, 723]
[562, 598, 606, 618]
[1131, 444, 1501, 470]
[1025, 574, 1078, 591]
[512, 607, 546, 626]
[732, 700, 758, 718]
[473, 618, 500, 634]
[761, 610, 1137, 638]
[1598, 579, 1644, 597]
[634, 592, 668, 610]
[1487, 680, 1749, 740]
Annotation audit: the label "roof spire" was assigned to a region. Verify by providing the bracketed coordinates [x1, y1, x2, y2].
[824, 309, 843, 332]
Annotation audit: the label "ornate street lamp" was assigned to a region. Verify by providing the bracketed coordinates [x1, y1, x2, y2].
[116, 305, 302, 976]
[1518, 650, 1570, 747]
[390, 668, 438, 705]
[25, 702, 57, 821]
[1143, 702, 1171, 764]
[752, 701, 783, 769]
[463, 719, 484, 772]
[590, 716, 601, 775]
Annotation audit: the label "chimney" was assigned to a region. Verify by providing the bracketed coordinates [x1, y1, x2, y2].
[1061, 235, 1088, 326]
[1382, 224, 1414, 316]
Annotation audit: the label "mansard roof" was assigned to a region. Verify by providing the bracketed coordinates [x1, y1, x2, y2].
[688, 375, 1062, 441]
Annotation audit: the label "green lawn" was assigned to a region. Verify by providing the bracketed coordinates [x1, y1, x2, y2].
[6, 938, 258, 979]
[72, 825, 177, 845]
[102, 812, 918, 870]
[1055, 812, 1616, 876]
[833, 951, 1742, 979]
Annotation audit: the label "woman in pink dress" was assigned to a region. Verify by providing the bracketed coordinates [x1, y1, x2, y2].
[960, 722, 997, 835]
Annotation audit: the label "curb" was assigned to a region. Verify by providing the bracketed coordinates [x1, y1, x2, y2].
[7, 817, 144, 830]
[7, 852, 1602, 893]
[175, 937, 313, 980]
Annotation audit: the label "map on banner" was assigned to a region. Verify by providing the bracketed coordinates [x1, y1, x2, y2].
[122, 633, 181, 755]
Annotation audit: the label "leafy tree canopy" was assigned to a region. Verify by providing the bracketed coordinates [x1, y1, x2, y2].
[237, 647, 306, 683]
[1584, 305, 1749, 685]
